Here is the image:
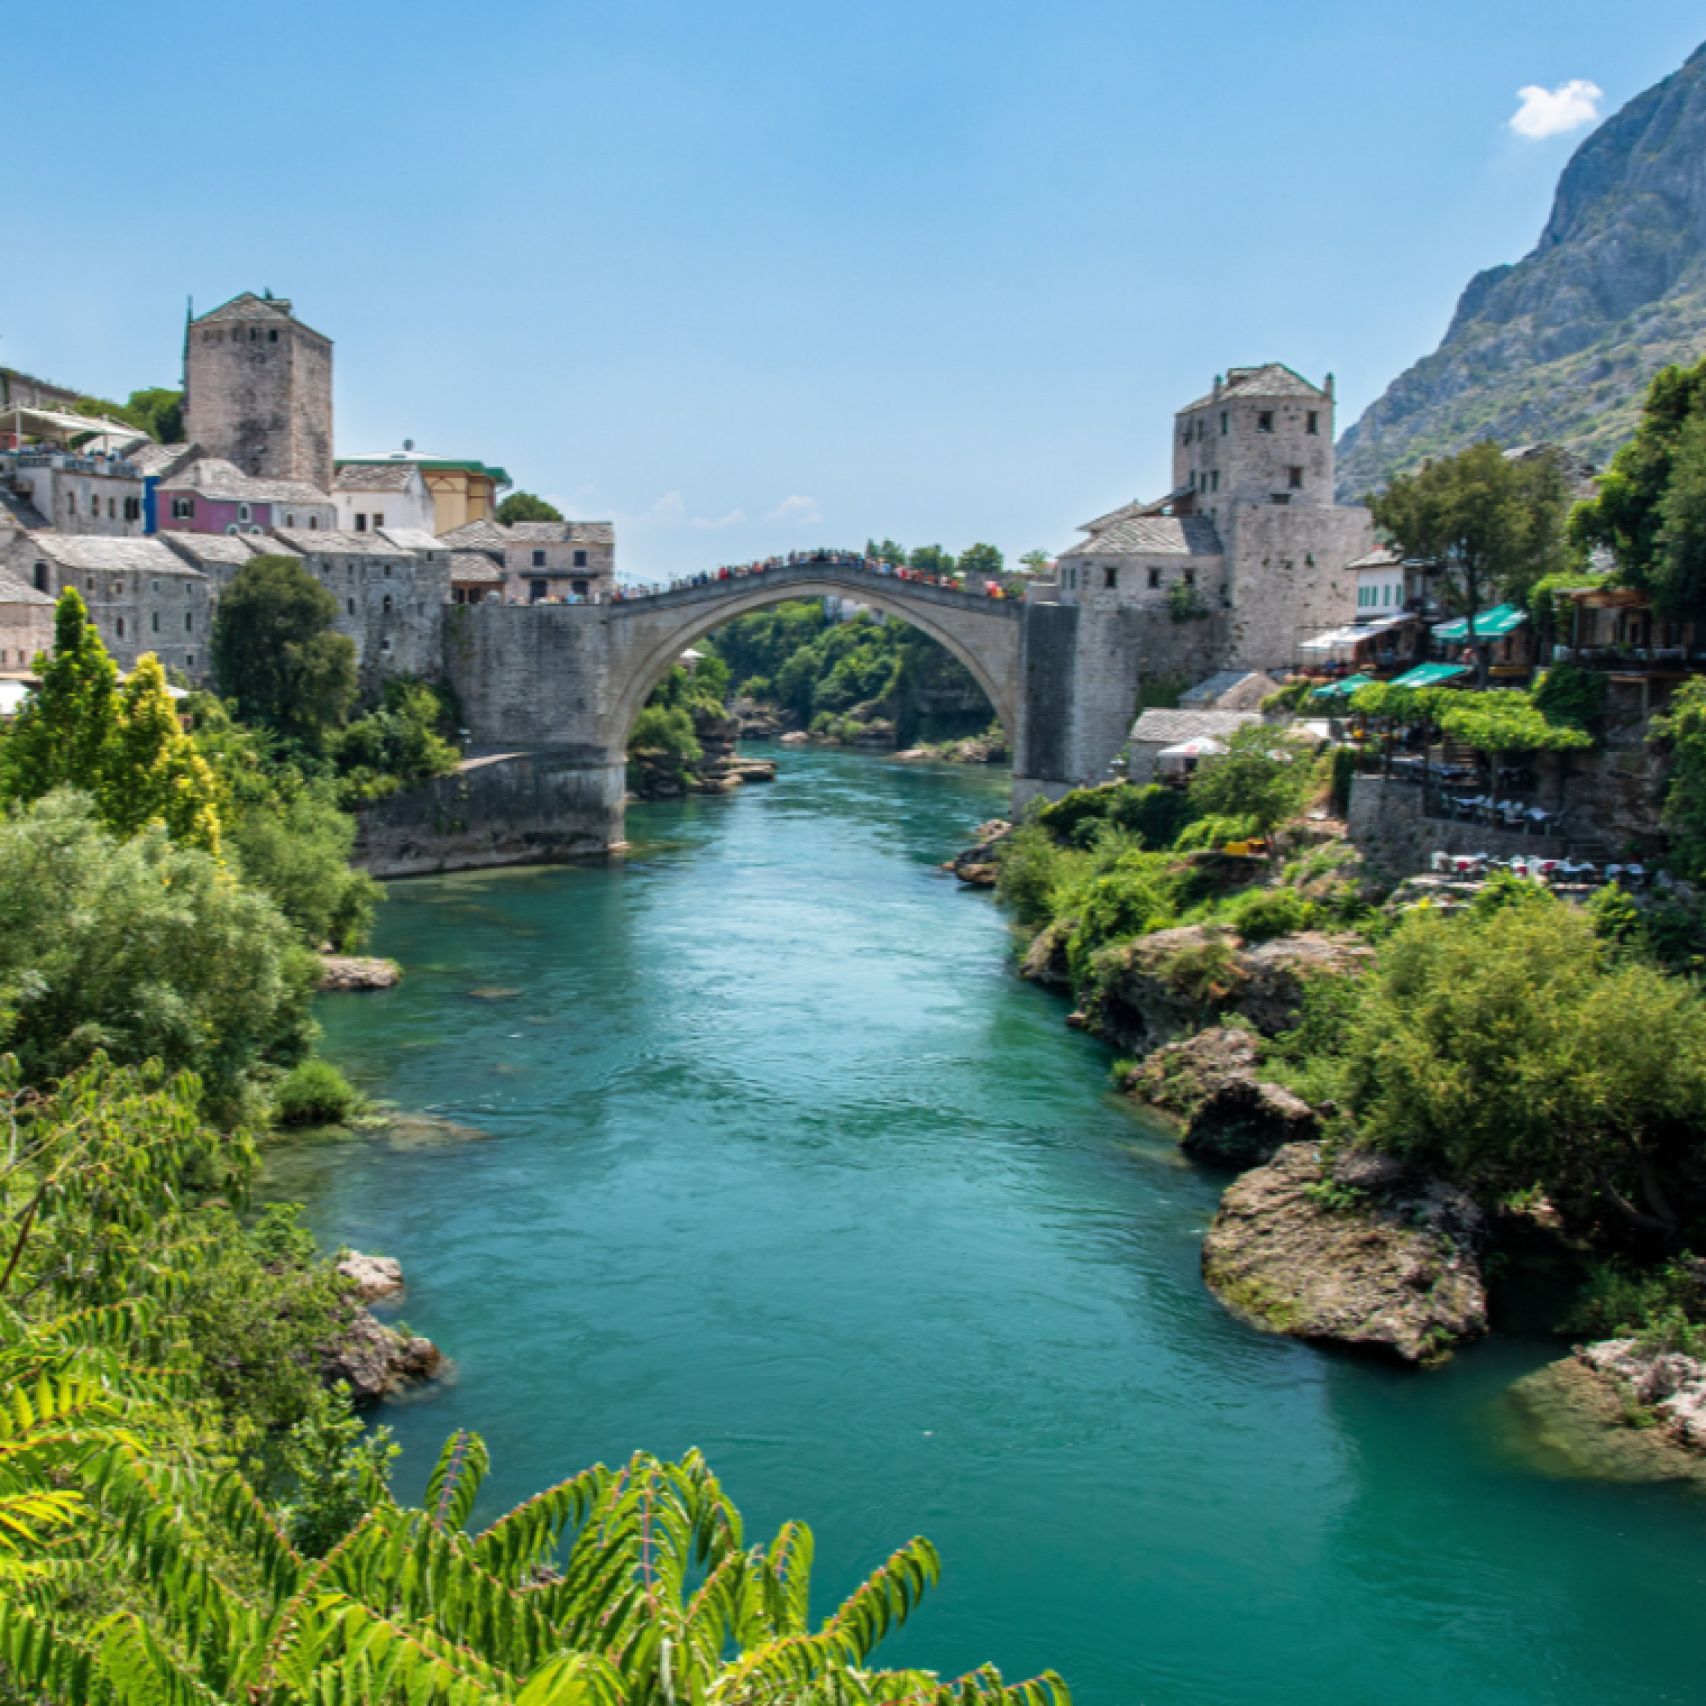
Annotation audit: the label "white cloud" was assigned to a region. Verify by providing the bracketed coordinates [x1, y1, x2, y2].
[691, 508, 746, 530]
[650, 491, 686, 523]
[1509, 78, 1603, 141]
[765, 494, 824, 527]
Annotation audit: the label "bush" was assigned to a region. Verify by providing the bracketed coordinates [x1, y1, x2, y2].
[1567, 1257, 1706, 1341]
[1533, 663, 1608, 733]
[335, 678, 460, 803]
[1038, 782, 1195, 850]
[1174, 812, 1261, 852]
[1187, 724, 1317, 839]
[994, 821, 1077, 929]
[274, 1057, 360, 1126]
[1222, 886, 1318, 942]
[230, 782, 381, 951]
[1064, 852, 1181, 976]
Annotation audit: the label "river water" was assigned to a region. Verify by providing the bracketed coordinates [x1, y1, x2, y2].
[271, 744, 1706, 1706]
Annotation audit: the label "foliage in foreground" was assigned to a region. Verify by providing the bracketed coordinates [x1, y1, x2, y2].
[0, 1062, 1068, 1706]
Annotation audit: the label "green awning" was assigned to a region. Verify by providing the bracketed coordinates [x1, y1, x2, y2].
[1311, 673, 1373, 700]
[1389, 662, 1469, 688]
[1432, 603, 1527, 641]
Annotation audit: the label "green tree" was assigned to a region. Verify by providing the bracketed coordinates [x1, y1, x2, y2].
[230, 782, 381, 949]
[0, 590, 120, 806]
[1186, 724, 1317, 841]
[1649, 676, 1706, 881]
[866, 536, 908, 563]
[335, 678, 460, 802]
[1369, 440, 1570, 682]
[0, 794, 315, 1119]
[108, 655, 225, 854]
[1571, 354, 1706, 620]
[1334, 897, 1706, 1239]
[69, 386, 184, 442]
[958, 542, 1005, 579]
[494, 490, 565, 525]
[1019, 549, 1054, 574]
[909, 543, 957, 576]
[212, 556, 357, 750]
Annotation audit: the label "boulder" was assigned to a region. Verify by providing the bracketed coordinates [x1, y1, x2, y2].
[318, 955, 402, 993]
[1086, 927, 1371, 1052]
[1121, 1025, 1259, 1121]
[336, 1250, 404, 1303]
[1202, 1142, 1488, 1365]
[322, 1307, 443, 1404]
[779, 730, 810, 746]
[1184, 1078, 1319, 1170]
[946, 819, 1012, 886]
[1018, 917, 1073, 988]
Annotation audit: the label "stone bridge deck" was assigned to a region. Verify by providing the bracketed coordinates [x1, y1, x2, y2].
[607, 560, 1024, 622]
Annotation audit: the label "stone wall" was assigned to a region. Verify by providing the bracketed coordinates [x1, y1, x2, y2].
[354, 752, 624, 877]
[0, 582, 52, 671]
[1346, 774, 1571, 875]
[1221, 502, 1372, 674]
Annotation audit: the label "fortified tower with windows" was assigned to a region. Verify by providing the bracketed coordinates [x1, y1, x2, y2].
[183, 292, 334, 492]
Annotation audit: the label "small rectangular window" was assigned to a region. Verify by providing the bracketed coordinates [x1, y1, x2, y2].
[573, 549, 588, 567]
[1220, 411, 1228, 435]
[532, 549, 546, 567]
[1183, 568, 1197, 587]
[1104, 566, 1117, 590]
[1258, 411, 1274, 433]
[373, 512, 384, 528]
[354, 513, 367, 532]
[1307, 411, 1319, 435]
[1211, 470, 1220, 492]
[1289, 466, 1304, 489]
[1147, 567, 1162, 590]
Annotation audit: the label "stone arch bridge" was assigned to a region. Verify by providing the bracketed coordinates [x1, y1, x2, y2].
[362, 561, 1142, 872]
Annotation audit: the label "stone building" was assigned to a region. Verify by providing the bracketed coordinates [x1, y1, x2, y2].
[159, 528, 290, 592]
[0, 571, 54, 673]
[155, 456, 336, 536]
[184, 293, 334, 491]
[440, 517, 616, 602]
[335, 448, 509, 535]
[1055, 364, 1374, 677]
[331, 461, 437, 535]
[0, 367, 83, 417]
[2, 534, 212, 677]
[0, 408, 149, 547]
[270, 527, 449, 688]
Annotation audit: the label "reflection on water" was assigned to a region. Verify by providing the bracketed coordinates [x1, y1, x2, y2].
[272, 744, 1706, 1706]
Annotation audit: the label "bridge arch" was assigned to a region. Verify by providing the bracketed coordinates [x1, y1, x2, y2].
[605, 571, 1024, 757]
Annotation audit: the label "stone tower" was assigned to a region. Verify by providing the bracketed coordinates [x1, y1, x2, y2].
[183, 292, 333, 490]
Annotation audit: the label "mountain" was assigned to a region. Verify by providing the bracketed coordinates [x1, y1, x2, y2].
[1336, 41, 1706, 498]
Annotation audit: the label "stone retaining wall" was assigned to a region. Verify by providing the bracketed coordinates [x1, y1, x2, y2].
[1346, 774, 1570, 875]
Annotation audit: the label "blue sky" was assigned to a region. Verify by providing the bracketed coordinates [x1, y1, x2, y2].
[5, 2, 1702, 579]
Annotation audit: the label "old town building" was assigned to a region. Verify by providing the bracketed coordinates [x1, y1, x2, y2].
[0, 571, 54, 673]
[440, 517, 616, 602]
[331, 461, 437, 535]
[335, 448, 509, 534]
[155, 455, 336, 536]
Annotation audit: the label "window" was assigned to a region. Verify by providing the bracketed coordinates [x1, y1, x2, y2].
[116, 617, 126, 638]
[1220, 411, 1228, 435]
[1148, 566, 1162, 590]
[111, 579, 123, 597]
[373, 512, 384, 529]
[531, 549, 546, 567]
[1288, 466, 1304, 490]
[1183, 568, 1197, 587]
[237, 503, 252, 523]
[529, 579, 548, 603]
[354, 513, 367, 532]
[33, 562, 47, 592]
[347, 598, 355, 615]
[382, 595, 393, 613]
[65, 493, 76, 515]
[185, 612, 193, 632]
[1270, 493, 1291, 506]
[573, 549, 588, 567]
[285, 514, 295, 528]
[151, 611, 160, 633]
[226, 524, 240, 535]
[572, 579, 589, 597]
[1307, 411, 1319, 435]
[123, 496, 140, 521]
[269, 329, 278, 343]
[1257, 411, 1274, 432]
[309, 516, 318, 529]
[187, 654, 194, 669]
[1211, 470, 1220, 493]
[1104, 565, 1118, 590]
[172, 497, 194, 520]
[108, 497, 117, 519]
[150, 579, 158, 593]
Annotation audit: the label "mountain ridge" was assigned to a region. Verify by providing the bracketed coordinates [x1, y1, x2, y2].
[1337, 41, 1706, 497]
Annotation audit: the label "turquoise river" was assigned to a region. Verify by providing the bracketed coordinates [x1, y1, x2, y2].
[270, 743, 1706, 1706]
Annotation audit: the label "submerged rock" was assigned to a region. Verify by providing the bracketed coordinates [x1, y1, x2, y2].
[1576, 1339, 1706, 1452]
[319, 955, 402, 992]
[779, 730, 810, 745]
[336, 1250, 404, 1303]
[1202, 1143, 1488, 1365]
[1507, 1354, 1706, 1486]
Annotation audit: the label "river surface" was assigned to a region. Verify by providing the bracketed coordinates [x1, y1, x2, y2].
[271, 744, 1706, 1706]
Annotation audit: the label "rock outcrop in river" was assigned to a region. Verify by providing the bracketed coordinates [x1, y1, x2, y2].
[1202, 1143, 1488, 1365]
[322, 1251, 443, 1403]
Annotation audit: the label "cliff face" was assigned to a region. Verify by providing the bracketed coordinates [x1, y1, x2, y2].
[1337, 42, 1706, 497]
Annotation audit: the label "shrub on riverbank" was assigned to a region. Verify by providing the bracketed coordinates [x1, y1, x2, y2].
[274, 1056, 361, 1125]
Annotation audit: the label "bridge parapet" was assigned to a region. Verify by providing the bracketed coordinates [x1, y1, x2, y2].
[607, 560, 1023, 621]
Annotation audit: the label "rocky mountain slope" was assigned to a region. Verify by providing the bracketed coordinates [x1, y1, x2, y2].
[1337, 41, 1706, 497]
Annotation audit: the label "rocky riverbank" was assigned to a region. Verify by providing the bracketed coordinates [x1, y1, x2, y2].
[322, 1249, 445, 1404]
[319, 954, 402, 991]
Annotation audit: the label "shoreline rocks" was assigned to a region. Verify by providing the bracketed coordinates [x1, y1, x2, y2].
[1202, 1143, 1488, 1365]
[319, 955, 402, 992]
[945, 818, 1012, 887]
[336, 1250, 404, 1302]
[1508, 1352, 1706, 1485]
[322, 1250, 442, 1403]
[1574, 1338, 1706, 1453]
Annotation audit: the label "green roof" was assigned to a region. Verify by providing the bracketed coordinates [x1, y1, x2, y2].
[1389, 662, 1469, 688]
[1432, 603, 1527, 641]
[1311, 674, 1373, 700]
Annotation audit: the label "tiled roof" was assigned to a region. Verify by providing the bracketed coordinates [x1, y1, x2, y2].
[1062, 514, 1222, 558]
[332, 463, 418, 493]
[124, 441, 200, 480]
[1128, 708, 1264, 745]
[0, 571, 53, 607]
[438, 517, 511, 550]
[162, 458, 331, 506]
[376, 528, 442, 553]
[1178, 363, 1328, 413]
[271, 527, 412, 558]
[23, 532, 205, 576]
[1346, 546, 1402, 571]
[450, 552, 503, 584]
[160, 532, 294, 568]
[0, 487, 50, 532]
[506, 520, 617, 545]
[194, 292, 296, 325]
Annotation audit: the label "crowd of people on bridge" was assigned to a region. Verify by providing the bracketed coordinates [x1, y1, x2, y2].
[608, 548, 1020, 602]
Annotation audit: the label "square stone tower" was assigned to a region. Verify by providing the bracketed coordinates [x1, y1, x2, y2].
[184, 292, 333, 491]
